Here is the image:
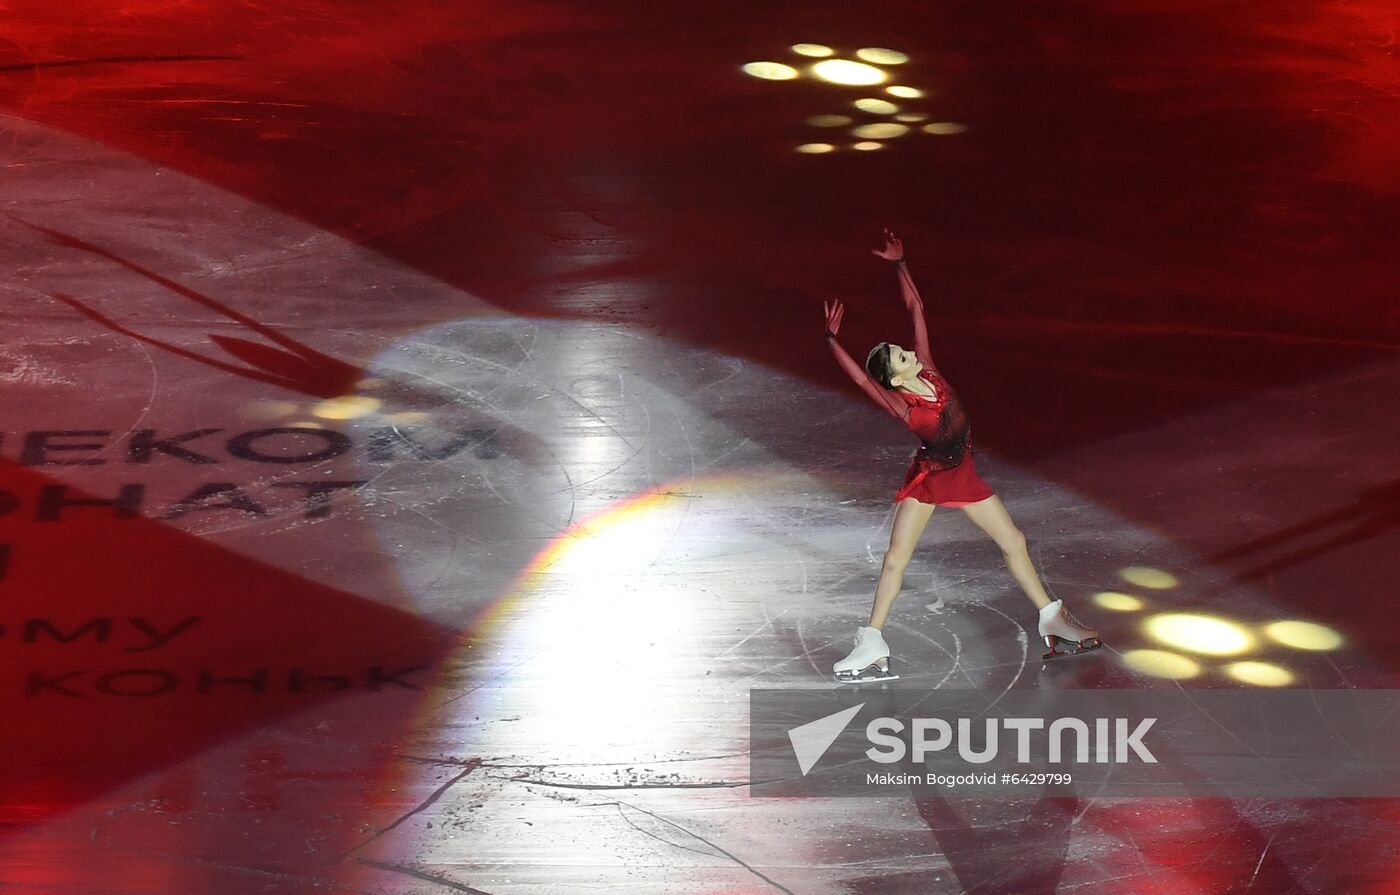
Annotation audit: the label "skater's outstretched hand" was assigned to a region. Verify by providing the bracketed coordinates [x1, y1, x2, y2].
[871, 228, 904, 262]
[823, 299, 845, 337]
[824, 298, 910, 419]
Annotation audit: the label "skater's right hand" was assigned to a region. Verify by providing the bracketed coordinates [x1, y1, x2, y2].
[870, 228, 904, 262]
[823, 299, 845, 338]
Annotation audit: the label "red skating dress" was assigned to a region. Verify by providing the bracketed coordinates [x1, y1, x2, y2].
[827, 281, 994, 508]
[891, 367, 993, 507]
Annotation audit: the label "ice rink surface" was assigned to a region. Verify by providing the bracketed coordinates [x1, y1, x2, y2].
[2, 2, 1399, 892]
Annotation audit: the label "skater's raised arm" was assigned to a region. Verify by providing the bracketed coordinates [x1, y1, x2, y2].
[872, 229, 933, 368]
[823, 300, 910, 422]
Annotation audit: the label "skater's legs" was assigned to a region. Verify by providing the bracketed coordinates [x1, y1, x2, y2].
[868, 498, 937, 629]
[959, 495, 1052, 610]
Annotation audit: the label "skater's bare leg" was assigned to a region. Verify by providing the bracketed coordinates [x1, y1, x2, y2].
[868, 498, 937, 629]
[960, 495, 1052, 610]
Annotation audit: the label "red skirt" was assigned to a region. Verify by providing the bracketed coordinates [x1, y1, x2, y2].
[895, 449, 995, 507]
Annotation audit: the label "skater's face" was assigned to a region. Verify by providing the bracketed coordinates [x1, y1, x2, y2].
[886, 344, 922, 387]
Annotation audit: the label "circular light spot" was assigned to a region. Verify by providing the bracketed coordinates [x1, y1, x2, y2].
[895, 112, 930, 122]
[742, 61, 799, 80]
[1264, 620, 1344, 651]
[806, 114, 852, 127]
[791, 43, 834, 58]
[1122, 649, 1202, 680]
[854, 98, 899, 114]
[1144, 613, 1253, 656]
[852, 141, 886, 151]
[811, 59, 887, 86]
[852, 122, 909, 139]
[886, 85, 923, 98]
[796, 143, 837, 154]
[1093, 591, 1145, 612]
[1119, 566, 1179, 589]
[313, 395, 382, 420]
[922, 122, 969, 135]
[241, 400, 298, 420]
[1225, 661, 1294, 687]
[857, 47, 909, 65]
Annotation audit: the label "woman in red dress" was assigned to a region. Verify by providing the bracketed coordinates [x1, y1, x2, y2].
[824, 231, 1100, 682]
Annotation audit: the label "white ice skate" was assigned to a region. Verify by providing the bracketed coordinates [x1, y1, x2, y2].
[1038, 600, 1103, 660]
[833, 626, 899, 683]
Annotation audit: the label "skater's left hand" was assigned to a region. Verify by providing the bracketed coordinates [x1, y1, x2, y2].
[823, 299, 845, 337]
[871, 228, 904, 262]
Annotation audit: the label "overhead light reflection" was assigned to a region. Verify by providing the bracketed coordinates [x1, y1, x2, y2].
[791, 43, 834, 58]
[1119, 566, 1178, 589]
[895, 112, 929, 122]
[1093, 591, 1145, 612]
[806, 114, 852, 127]
[1144, 613, 1253, 655]
[923, 122, 969, 135]
[886, 85, 923, 98]
[1225, 661, 1295, 687]
[852, 123, 909, 139]
[854, 98, 899, 114]
[742, 61, 799, 80]
[811, 59, 887, 86]
[313, 395, 382, 419]
[852, 141, 886, 151]
[1264, 620, 1343, 651]
[857, 48, 909, 65]
[1122, 649, 1202, 680]
[796, 143, 836, 154]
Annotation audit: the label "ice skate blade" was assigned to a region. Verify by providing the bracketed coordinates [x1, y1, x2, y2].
[1041, 636, 1103, 661]
[834, 671, 900, 684]
[834, 660, 899, 684]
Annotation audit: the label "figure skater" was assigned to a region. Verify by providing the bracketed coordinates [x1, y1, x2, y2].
[823, 230, 1100, 682]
